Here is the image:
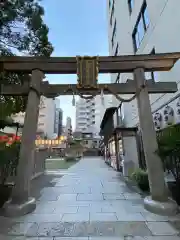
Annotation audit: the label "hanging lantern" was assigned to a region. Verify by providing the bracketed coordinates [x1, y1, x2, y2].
[163, 105, 174, 125]
[153, 112, 163, 130]
[176, 97, 180, 117]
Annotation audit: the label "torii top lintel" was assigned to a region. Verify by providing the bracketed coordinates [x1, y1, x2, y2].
[0, 52, 180, 74]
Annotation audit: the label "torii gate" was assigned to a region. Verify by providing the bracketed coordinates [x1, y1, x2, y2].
[1, 52, 180, 217]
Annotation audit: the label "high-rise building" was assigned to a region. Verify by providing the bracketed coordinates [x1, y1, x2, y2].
[75, 96, 112, 136]
[58, 108, 63, 136]
[75, 98, 96, 134]
[37, 97, 56, 138]
[107, 0, 180, 128]
[53, 98, 60, 136]
[65, 117, 72, 138]
[13, 96, 56, 138]
[94, 95, 113, 135]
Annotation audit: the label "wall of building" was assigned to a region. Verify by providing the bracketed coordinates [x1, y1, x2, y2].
[58, 108, 63, 136]
[75, 98, 96, 134]
[76, 95, 113, 137]
[108, 0, 180, 129]
[12, 96, 56, 138]
[38, 97, 56, 138]
[107, 0, 180, 169]
[65, 116, 72, 137]
[95, 95, 113, 135]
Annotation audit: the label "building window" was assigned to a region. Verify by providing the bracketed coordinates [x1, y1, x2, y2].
[128, 0, 134, 14]
[111, 19, 117, 48]
[114, 43, 119, 56]
[110, 0, 115, 26]
[132, 1, 150, 52]
[109, 0, 112, 9]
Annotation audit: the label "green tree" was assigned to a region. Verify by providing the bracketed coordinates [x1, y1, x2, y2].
[0, 0, 54, 121]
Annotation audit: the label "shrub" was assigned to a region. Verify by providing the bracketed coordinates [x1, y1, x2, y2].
[156, 124, 180, 181]
[0, 141, 20, 185]
[64, 156, 76, 162]
[131, 168, 149, 192]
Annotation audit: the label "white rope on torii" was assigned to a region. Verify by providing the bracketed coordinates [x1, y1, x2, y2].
[71, 82, 145, 106]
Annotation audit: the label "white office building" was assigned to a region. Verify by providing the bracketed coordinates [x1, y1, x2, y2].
[107, 0, 180, 129]
[75, 98, 96, 134]
[75, 95, 113, 136]
[13, 96, 56, 138]
[94, 95, 113, 135]
[65, 117, 72, 137]
[54, 98, 61, 136]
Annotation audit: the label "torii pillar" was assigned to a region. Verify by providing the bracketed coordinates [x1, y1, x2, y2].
[4, 69, 44, 217]
[134, 68, 178, 215]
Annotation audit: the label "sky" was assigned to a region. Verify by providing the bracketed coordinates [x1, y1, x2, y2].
[41, 0, 110, 129]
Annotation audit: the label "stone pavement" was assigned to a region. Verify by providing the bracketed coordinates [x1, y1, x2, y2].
[1, 157, 180, 239]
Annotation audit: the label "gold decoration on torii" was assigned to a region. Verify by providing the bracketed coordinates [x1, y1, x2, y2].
[76, 56, 99, 89]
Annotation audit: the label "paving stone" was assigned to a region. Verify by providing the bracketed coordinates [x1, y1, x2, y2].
[53, 187, 75, 194]
[101, 205, 126, 213]
[88, 222, 116, 237]
[146, 222, 179, 236]
[90, 213, 117, 222]
[38, 238, 54, 240]
[114, 222, 152, 237]
[22, 213, 63, 223]
[145, 237, 180, 240]
[141, 212, 169, 222]
[55, 200, 90, 207]
[2, 157, 179, 238]
[61, 213, 89, 222]
[116, 212, 145, 222]
[124, 205, 149, 214]
[88, 238, 124, 240]
[102, 182, 125, 189]
[74, 187, 91, 194]
[77, 194, 104, 201]
[54, 206, 78, 214]
[55, 238, 88, 240]
[103, 193, 125, 200]
[78, 206, 101, 213]
[123, 193, 142, 200]
[38, 194, 59, 201]
[33, 204, 56, 214]
[101, 186, 131, 194]
[37, 222, 71, 237]
[0, 236, 38, 240]
[6, 222, 38, 236]
[57, 194, 78, 201]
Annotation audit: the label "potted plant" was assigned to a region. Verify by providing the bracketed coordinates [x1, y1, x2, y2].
[0, 140, 20, 207]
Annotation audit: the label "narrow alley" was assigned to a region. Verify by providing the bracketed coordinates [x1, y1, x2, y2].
[0, 157, 180, 239]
